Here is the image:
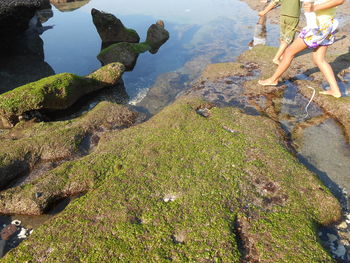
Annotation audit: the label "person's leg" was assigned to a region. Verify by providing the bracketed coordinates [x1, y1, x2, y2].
[312, 45, 341, 98]
[273, 40, 288, 65]
[259, 37, 307, 86]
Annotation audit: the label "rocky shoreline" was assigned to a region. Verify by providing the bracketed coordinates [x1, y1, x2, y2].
[0, 0, 349, 262]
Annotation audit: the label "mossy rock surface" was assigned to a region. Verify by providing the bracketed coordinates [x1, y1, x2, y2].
[0, 101, 137, 193]
[0, 63, 124, 128]
[1, 97, 340, 262]
[98, 42, 151, 71]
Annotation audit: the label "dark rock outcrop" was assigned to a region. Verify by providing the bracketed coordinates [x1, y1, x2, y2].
[0, 0, 50, 53]
[91, 8, 140, 48]
[97, 42, 150, 71]
[96, 18, 169, 71]
[146, 20, 170, 54]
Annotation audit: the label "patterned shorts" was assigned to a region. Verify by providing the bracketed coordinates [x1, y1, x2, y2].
[299, 18, 338, 48]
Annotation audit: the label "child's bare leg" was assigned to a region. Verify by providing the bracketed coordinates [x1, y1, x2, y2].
[273, 40, 289, 65]
[313, 46, 341, 98]
[259, 38, 307, 85]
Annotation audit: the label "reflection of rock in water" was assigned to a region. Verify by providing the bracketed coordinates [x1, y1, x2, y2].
[37, 8, 54, 23]
[50, 0, 90, 12]
[0, 16, 55, 94]
[134, 17, 263, 115]
[0, 0, 51, 53]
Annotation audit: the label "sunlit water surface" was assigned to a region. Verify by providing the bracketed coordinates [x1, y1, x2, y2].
[40, 0, 279, 101]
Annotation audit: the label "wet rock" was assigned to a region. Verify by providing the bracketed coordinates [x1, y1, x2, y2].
[0, 224, 17, 241]
[0, 240, 5, 258]
[337, 222, 347, 229]
[97, 42, 149, 71]
[0, 101, 138, 214]
[334, 244, 346, 258]
[196, 108, 211, 118]
[172, 231, 186, 244]
[146, 20, 170, 54]
[0, 98, 343, 261]
[0, 63, 125, 128]
[327, 233, 338, 243]
[91, 8, 140, 48]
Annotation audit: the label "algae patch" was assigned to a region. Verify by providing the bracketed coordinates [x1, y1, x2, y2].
[1, 98, 341, 262]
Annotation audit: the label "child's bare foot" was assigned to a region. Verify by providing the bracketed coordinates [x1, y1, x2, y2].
[258, 79, 278, 86]
[272, 58, 280, 65]
[319, 90, 341, 98]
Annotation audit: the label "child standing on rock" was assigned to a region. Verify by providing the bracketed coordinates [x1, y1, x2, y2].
[259, 0, 301, 65]
[258, 0, 344, 98]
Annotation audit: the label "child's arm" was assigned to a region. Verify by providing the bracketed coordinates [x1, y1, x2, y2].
[259, 0, 280, 16]
[306, 0, 344, 11]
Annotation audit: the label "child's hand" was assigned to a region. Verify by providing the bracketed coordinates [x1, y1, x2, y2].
[303, 2, 314, 12]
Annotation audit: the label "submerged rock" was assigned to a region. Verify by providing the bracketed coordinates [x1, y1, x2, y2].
[91, 8, 140, 48]
[0, 63, 125, 128]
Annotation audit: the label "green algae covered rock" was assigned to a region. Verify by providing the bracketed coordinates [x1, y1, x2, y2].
[2, 97, 341, 262]
[0, 101, 138, 193]
[91, 8, 140, 48]
[0, 63, 125, 128]
[97, 42, 151, 71]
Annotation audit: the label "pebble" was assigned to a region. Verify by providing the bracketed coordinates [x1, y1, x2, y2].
[337, 222, 348, 229]
[17, 228, 27, 239]
[334, 244, 346, 258]
[11, 220, 21, 226]
[163, 195, 177, 202]
[327, 233, 338, 243]
[223, 126, 239, 134]
[196, 108, 210, 118]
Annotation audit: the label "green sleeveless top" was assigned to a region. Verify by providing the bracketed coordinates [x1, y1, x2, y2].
[273, 0, 301, 18]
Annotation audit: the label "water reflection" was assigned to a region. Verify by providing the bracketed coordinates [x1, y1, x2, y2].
[39, 0, 279, 103]
[0, 16, 55, 94]
[248, 15, 267, 49]
[50, 0, 90, 12]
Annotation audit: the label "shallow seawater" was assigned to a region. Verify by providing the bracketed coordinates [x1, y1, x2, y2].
[295, 118, 350, 194]
[0, 0, 279, 104]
